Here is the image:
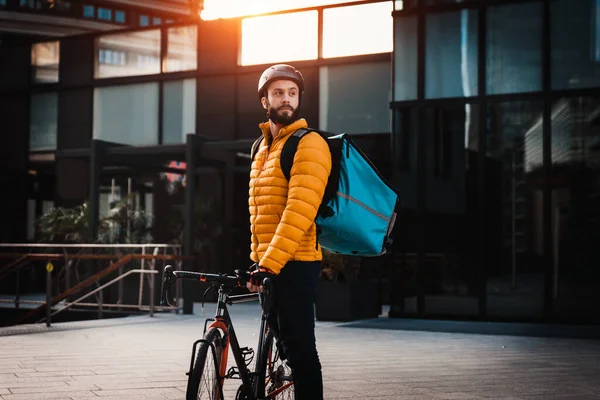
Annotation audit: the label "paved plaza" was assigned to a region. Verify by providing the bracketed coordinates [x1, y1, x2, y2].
[1, 303, 600, 400]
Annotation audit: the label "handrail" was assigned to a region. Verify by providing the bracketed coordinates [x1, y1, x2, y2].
[0, 254, 120, 259]
[6, 253, 192, 327]
[46, 269, 159, 320]
[0, 254, 30, 280]
[0, 243, 181, 248]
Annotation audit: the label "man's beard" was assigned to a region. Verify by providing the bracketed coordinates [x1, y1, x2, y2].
[267, 104, 300, 126]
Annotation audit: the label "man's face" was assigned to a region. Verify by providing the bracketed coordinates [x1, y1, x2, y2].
[261, 79, 300, 126]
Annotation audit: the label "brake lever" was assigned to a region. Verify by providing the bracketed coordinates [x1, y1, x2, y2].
[234, 269, 250, 286]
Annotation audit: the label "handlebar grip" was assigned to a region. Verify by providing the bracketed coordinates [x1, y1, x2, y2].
[260, 277, 274, 314]
[160, 265, 176, 307]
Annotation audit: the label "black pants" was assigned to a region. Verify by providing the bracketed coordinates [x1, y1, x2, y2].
[267, 261, 323, 400]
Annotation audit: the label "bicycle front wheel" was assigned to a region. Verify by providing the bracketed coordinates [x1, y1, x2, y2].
[186, 327, 223, 400]
[260, 331, 294, 399]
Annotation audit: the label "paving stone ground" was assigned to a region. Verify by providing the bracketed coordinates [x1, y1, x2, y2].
[1, 303, 600, 400]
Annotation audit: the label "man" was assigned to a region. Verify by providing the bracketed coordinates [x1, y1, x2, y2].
[246, 64, 332, 400]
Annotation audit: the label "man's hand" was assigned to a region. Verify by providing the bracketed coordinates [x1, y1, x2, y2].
[246, 266, 275, 293]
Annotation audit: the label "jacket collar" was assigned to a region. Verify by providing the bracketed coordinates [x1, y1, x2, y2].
[259, 118, 308, 144]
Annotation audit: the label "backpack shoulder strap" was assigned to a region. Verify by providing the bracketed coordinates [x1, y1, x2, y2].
[250, 136, 264, 163]
[280, 128, 314, 181]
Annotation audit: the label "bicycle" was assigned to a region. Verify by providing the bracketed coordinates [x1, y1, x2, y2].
[160, 264, 294, 400]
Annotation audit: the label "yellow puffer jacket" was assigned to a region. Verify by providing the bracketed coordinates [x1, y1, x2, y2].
[249, 118, 332, 274]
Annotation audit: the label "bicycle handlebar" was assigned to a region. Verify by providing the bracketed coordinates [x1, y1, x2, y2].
[160, 265, 252, 307]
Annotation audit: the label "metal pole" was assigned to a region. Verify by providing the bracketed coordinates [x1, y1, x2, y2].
[89, 140, 102, 241]
[127, 177, 132, 239]
[65, 258, 71, 296]
[46, 268, 51, 327]
[118, 263, 123, 307]
[553, 206, 560, 298]
[183, 134, 198, 315]
[511, 152, 517, 289]
[138, 246, 146, 307]
[110, 178, 116, 243]
[149, 267, 155, 317]
[175, 249, 181, 315]
[15, 267, 20, 309]
[98, 285, 103, 320]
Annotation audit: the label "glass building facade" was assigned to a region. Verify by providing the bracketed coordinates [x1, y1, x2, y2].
[1, 0, 599, 324]
[390, 0, 600, 324]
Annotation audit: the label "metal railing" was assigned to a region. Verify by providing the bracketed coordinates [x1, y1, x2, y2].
[0, 243, 192, 327]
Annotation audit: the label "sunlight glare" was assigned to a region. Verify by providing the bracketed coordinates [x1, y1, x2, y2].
[241, 11, 319, 66]
[323, 1, 393, 58]
[201, 0, 363, 20]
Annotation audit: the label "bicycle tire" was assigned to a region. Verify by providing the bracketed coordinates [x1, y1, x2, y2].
[258, 330, 294, 400]
[186, 328, 223, 400]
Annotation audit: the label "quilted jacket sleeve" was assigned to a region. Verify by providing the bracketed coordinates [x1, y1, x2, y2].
[260, 132, 332, 274]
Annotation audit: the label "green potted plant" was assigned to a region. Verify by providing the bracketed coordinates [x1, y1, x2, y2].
[36, 195, 155, 305]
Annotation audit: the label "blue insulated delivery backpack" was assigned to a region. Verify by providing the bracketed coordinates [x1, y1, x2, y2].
[251, 128, 400, 257]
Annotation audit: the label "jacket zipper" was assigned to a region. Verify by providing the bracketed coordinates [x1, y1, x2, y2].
[252, 136, 272, 255]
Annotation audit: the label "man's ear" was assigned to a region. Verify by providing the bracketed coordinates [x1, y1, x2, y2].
[261, 97, 268, 110]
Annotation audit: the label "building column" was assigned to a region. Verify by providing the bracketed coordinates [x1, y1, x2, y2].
[183, 134, 199, 315]
[88, 139, 105, 241]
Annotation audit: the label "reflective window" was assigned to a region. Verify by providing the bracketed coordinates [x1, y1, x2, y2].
[394, 108, 418, 174]
[0, 0, 6, 7]
[95, 30, 161, 78]
[422, 104, 480, 317]
[426, 10, 478, 98]
[31, 41, 60, 84]
[115, 10, 126, 23]
[93, 83, 159, 146]
[487, 2, 542, 95]
[319, 62, 391, 134]
[551, 0, 600, 90]
[394, 16, 418, 101]
[26, 199, 35, 241]
[30, 92, 58, 151]
[485, 101, 545, 319]
[241, 11, 318, 66]
[153, 17, 162, 25]
[83, 4, 94, 17]
[549, 97, 600, 322]
[140, 15, 149, 26]
[98, 49, 126, 66]
[323, 2, 393, 58]
[164, 26, 197, 72]
[98, 7, 112, 21]
[163, 79, 197, 144]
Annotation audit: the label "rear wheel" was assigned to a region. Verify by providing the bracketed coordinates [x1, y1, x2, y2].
[186, 328, 223, 400]
[261, 331, 294, 399]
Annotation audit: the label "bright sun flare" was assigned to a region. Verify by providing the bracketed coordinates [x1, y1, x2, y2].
[200, 0, 394, 66]
[200, 0, 364, 20]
